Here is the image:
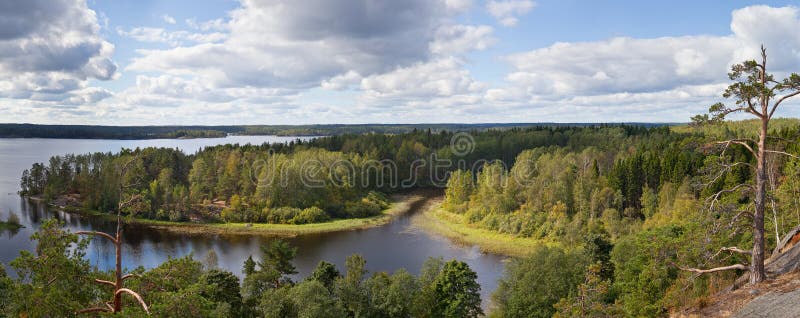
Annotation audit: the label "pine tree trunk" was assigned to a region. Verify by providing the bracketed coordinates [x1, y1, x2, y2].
[113, 223, 123, 312]
[751, 117, 768, 284]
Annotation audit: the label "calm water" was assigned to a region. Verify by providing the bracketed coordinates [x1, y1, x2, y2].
[0, 136, 506, 307]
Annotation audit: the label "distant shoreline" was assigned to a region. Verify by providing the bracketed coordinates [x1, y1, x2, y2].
[0, 123, 678, 140]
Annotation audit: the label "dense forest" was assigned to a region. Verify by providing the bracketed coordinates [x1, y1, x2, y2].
[0, 123, 669, 139]
[10, 119, 800, 316]
[20, 125, 672, 224]
[441, 119, 800, 316]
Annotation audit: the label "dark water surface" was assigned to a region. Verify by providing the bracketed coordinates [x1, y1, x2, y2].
[0, 136, 507, 307]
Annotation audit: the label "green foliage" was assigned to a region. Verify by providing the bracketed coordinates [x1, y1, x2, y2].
[22, 125, 672, 226]
[243, 255, 256, 276]
[308, 261, 341, 291]
[335, 254, 370, 316]
[492, 246, 585, 318]
[0, 264, 10, 314]
[553, 263, 616, 317]
[290, 280, 346, 318]
[610, 225, 688, 317]
[15, 120, 800, 316]
[261, 239, 298, 280]
[7, 220, 97, 317]
[1, 220, 489, 317]
[429, 260, 483, 318]
[444, 170, 474, 213]
[200, 269, 244, 317]
[365, 269, 419, 318]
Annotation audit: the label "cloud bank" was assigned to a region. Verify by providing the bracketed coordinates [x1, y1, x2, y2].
[2, 2, 800, 124]
[0, 0, 116, 111]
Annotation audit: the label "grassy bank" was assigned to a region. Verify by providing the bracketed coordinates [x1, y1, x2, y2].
[61, 193, 427, 237]
[413, 200, 555, 258]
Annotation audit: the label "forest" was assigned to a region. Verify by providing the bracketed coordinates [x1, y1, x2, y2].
[19, 125, 671, 225]
[5, 117, 800, 317]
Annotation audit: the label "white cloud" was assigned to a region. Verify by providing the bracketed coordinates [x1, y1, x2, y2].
[185, 18, 229, 32]
[162, 14, 176, 24]
[489, 5, 800, 121]
[321, 71, 362, 90]
[12, 2, 800, 124]
[357, 57, 486, 112]
[127, 0, 487, 89]
[445, 0, 473, 12]
[504, 36, 738, 96]
[486, 0, 535, 27]
[430, 24, 495, 56]
[118, 27, 227, 46]
[0, 0, 116, 106]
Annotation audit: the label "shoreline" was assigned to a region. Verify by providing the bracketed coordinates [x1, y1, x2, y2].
[412, 199, 556, 258]
[48, 191, 433, 237]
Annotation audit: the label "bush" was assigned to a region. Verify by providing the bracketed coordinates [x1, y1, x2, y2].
[6, 213, 20, 226]
[267, 207, 302, 224]
[290, 207, 330, 224]
[365, 191, 390, 209]
[344, 199, 382, 218]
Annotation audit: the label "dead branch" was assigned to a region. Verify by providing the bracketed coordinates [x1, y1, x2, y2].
[715, 139, 757, 157]
[116, 288, 150, 314]
[707, 183, 753, 211]
[677, 263, 748, 274]
[702, 161, 754, 188]
[713, 247, 752, 258]
[94, 279, 115, 287]
[121, 273, 141, 281]
[729, 209, 755, 229]
[765, 150, 800, 160]
[117, 194, 143, 211]
[766, 135, 798, 144]
[75, 231, 117, 244]
[76, 307, 111, 314]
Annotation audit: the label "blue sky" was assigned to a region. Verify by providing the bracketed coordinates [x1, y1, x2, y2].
[2, 0, 800, 124]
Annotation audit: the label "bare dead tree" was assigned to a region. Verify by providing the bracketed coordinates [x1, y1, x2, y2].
[76, 156, 150, 315]
[686, 46, 800, 284]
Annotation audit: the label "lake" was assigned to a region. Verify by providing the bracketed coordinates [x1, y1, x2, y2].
[0, 136, 507, 308]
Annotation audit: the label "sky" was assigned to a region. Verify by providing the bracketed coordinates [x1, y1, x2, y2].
[1, 0, 800, 125]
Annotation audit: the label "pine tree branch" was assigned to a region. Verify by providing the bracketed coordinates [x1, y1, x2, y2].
[75, 231, 117, 244]
[765, 150, 800, 160]
[712, 247, 752, 258]
[116, 288, 150, 314]
[94, 279, 115, 287]
[676, 263, 748, 274]
[715, 139, 757, 157]
[708, 183, 753, 211]
[770, 90, 800, 119]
